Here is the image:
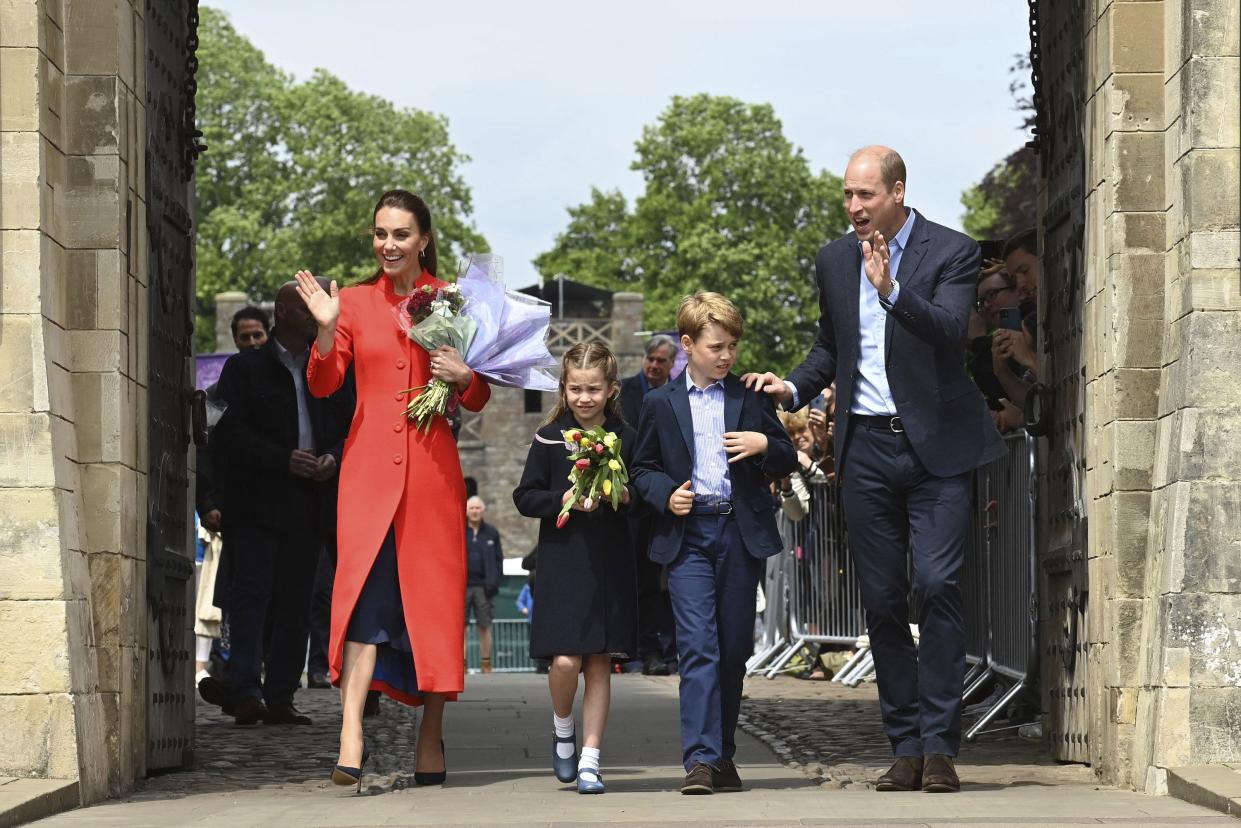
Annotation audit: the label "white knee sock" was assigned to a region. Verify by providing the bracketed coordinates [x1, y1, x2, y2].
[578, 746, 601, 779]
[553, 713, 575, 758]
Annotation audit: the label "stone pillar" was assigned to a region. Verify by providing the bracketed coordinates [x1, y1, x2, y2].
[0, 0, 148, 802]
[213, 290, 248, 352]
[1134, 0, 1241, 791]
[1079, 0, 1240, 790]
[1081, 0, 1168, 785]
[610, 292, 645, 377]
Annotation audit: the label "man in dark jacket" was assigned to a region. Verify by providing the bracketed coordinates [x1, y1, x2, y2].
[748, 147, 1004, 793]
[195, 306, 270, 712]
[618, 335, 680, 674]
[465, 496, 504, 673]
[212, 282, 354, 725]
[619, 334, 677, 429]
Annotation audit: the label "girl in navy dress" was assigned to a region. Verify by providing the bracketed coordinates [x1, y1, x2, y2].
[513, 342, 639, 794]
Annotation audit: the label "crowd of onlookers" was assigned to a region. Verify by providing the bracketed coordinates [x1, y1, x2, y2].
[970, 228, 1040, 434]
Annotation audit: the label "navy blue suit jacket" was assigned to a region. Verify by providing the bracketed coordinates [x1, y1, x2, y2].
[786, 211, 1004, 478]
[631, 372, 797, 564]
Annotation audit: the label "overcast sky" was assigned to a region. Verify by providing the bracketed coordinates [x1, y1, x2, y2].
[206, 1, 1032, 288]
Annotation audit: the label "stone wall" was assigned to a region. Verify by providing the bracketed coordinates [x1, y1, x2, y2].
[0, 0, 150, 802]
[1077, 0, 1240, 790]
[459, 293, 644, 560]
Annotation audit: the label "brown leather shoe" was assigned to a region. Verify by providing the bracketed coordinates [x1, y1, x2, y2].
[713, 760, 742, 792]
[875, 756, 923, 791]
[921, 754, 960, 793]
[233, 696, 266, 726]
[680, 762, 715, 795]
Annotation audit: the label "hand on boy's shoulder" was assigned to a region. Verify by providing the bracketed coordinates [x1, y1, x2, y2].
[742, 371, 794, 404]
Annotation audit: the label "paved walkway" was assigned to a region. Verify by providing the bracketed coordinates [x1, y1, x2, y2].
[30, 674, 1228, 827]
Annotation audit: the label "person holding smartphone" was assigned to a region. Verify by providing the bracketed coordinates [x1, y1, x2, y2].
[991, 302, 1038, 426]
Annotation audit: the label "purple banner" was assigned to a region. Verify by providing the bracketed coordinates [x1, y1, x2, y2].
[196, 353, 231, 391]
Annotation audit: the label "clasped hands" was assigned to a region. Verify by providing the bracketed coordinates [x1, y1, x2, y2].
[991, 327, 1036, 373]
[289, 449, 338, 482]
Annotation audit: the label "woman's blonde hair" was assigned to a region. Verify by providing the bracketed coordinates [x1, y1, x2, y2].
[779, 409, 810, 432]
[541, 341, 621, 426]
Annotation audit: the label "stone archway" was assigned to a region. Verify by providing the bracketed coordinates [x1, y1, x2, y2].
[1, 0, 1237, 810]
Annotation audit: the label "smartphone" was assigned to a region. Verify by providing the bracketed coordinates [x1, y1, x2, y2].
[998, 307, 1024, 331]
[810, 394, 827, 412]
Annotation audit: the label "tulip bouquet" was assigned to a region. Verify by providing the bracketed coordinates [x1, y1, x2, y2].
[555, 425, 629, 529]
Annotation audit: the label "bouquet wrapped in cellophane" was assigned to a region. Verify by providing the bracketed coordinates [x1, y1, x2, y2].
[395, 254, 559, 432]
[554, 426, 628, 529]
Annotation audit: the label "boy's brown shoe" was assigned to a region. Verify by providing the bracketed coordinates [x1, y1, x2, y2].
[713, 760, 743, 792]
[921, 754, 960, 793]
[680, 762, 715, 795]
[875, 756, 923, 791]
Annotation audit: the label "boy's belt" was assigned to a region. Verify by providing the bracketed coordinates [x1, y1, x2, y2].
[690, 500, 734, 516]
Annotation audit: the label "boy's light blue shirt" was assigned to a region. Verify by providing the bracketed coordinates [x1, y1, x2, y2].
[685, 370, 731, 503]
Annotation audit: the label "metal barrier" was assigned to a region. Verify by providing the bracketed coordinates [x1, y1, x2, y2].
[963, 431, 1038, 740]
[466, 619, 535, 673]
[762, 479, 868, 679]
[961, 481, 991, 696]
[747, 535, 790, 675]
[757, 432, 1038, 733]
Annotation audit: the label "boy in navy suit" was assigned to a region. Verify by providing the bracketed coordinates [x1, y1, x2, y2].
[631, 292, 797, 794]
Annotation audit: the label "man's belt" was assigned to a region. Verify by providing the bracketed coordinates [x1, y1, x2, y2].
[853, 414, 905, 433]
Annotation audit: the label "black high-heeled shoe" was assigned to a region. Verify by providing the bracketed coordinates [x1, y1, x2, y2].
[414, 740, 446, 786]
[331, 744, 370, 793]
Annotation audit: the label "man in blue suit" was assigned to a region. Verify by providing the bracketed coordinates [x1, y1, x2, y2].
[632, 292, 797, 795]
[748, 146, 1004, 793]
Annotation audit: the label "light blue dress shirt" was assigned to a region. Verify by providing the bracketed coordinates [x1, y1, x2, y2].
[685, 370, 732, 503]
[786, 209, 917, 412]
[851, 208, 917, 416]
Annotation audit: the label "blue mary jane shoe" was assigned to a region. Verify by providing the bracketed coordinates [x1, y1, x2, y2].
[576, 768, 605, 794]
[552, 733, 578, 783]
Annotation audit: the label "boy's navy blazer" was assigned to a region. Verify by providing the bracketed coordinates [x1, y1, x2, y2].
[631, 372, 797, 565]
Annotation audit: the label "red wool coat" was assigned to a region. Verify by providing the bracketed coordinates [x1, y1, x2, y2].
[307, 272, 490, 704]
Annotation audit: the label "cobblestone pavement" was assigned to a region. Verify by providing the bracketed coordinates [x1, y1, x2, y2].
[31, 674, 1229, 827]
[133, 686, 426, 798]
[738, 675, 1094, 791]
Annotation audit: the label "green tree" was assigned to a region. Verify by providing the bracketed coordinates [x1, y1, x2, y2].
[535, 94, 847, 374]
[194, 7, 485, 350]
[534, 188, 633, 288]
[960, 146, 1037, 241]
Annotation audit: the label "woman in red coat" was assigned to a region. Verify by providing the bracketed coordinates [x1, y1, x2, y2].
[295, 190, 490, 787]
